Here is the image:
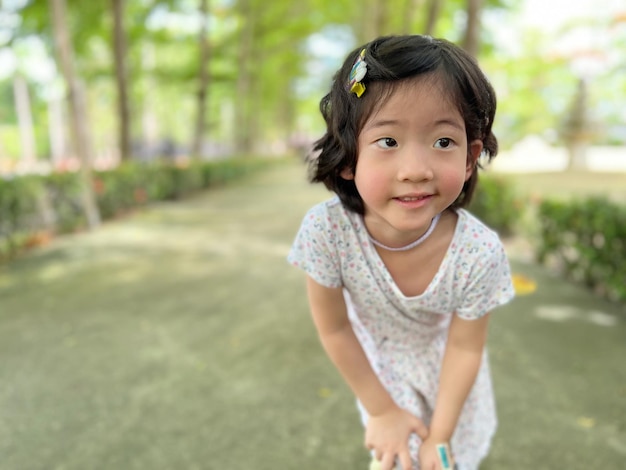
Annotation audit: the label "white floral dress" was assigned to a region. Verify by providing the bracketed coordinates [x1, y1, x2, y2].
[288, 197, 515, 470]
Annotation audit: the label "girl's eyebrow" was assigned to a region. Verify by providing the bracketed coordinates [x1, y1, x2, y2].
[433, 118, 465, 132]
[363, 119, 400, 131]
[364, 117, 464, 132]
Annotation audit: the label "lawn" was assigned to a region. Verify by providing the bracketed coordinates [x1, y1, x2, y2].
[0, 162, 624, 469]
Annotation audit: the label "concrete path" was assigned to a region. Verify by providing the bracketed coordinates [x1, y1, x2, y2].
[0, 162, 624, 469]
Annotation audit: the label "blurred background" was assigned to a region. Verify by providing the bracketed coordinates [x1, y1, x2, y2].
[0, 1, 625, 469]
[0, 0, 624, 170]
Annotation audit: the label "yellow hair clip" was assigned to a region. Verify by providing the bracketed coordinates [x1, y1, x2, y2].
[348, 49, 367, 98]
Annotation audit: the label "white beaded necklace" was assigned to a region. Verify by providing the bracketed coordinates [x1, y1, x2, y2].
[367, 213, 441, 252]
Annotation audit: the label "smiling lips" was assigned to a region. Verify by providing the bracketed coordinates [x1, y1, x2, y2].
[393, 193, 433, 207]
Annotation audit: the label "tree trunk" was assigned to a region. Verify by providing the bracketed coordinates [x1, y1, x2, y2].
[462, 0, 483, 57]
[359, 0, 387, 42]
[234, 0, 253, 154]
[402, 0, 424, 34]
[48, 96, 66, 165]
[564, 78, 590, 171]
[192, 0, 211, 158]
[141, 43, 159, 158]
[49, 0, 101, 229]
[112, 0, 131, 161]
[375, 0, 390, 37]
[12, 74, 37, 166]
[424, 0, 444, 36]
[567, 142, 588, 171]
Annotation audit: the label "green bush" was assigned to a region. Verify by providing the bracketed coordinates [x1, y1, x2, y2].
[0, 157, 281, 261]
[0, 175, 44, 259]
[45, 172, 87, 233]
[469, 173, 520, 236]
[537, 197, 626, 302]
[95, 163, 152, 218]
[162, 164, 205, 200]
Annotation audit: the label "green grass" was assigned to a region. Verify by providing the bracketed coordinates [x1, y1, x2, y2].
[0, 162, 624, 469]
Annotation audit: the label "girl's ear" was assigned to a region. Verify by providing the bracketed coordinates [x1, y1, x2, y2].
[340, 167, 354, 180]
[466, 140, 483, 180]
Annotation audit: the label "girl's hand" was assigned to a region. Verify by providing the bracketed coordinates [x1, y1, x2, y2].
[418, 439, 455, 470]
[365, 406, 428, 470]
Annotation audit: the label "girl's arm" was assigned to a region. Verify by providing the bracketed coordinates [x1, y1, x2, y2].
[306, 276, 428, 470]
[419, 312, 491, 469]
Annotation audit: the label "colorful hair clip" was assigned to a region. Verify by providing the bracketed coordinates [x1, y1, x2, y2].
[348, 49, 367, 98]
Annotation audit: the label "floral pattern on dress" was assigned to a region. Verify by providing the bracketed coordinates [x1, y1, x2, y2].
[288, 197, 515, 470]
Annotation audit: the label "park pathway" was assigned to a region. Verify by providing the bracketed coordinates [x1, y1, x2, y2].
[0, 162, 624, 469]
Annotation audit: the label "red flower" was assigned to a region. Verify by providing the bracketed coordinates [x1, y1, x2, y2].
[134, 188, 148, 204]
[93, 178, 105, 194]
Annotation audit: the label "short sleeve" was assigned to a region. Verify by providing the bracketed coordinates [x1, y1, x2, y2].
[287, 204, 342, 288]
[456, 241, 515, 320]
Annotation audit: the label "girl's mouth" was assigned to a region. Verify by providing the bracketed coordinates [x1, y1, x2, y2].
[393, 194, 433, 207]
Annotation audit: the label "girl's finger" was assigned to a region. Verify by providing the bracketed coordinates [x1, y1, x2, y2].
[398, 450, 413, 470]
[380, 452, 395, 470]
[412, 419, 429, 440]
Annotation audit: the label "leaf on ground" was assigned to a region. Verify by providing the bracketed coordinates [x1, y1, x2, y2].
[317, 387, 332, 398]
[576, 416, 596, 428]
[512, 274, 537, 295]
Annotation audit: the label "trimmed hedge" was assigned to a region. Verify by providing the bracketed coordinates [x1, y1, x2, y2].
[537, 197, 626, 302]
[469, 173, 520, 236]
[0, 157, 281, 261]
[0, 175, 43, 256]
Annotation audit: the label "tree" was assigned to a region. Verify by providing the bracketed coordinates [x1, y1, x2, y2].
[12, 73, 37, 166]
[112, 0, 131, 161]
[4, 0, 512, 168]
[360, 0, 390, 41]
[424, 0, 444, 36]
[401, 0, 424, 34]
[192, 0, 211, 158]
[49, 0, 101, 228]
[234, 0, 254, 154]
[462, 0, 483, 57]
[562, 77, 592, 171]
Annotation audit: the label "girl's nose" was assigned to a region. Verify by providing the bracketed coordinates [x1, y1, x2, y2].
[396, 145, 434, 182]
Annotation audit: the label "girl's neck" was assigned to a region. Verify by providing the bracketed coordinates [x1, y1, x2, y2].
[366, 213, 441, 252]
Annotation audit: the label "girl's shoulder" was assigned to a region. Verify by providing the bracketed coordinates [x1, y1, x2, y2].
[301, 196, 358, 231]
[289, 197, 357, 288]
[455, 208, 502, 242]
[304, 195, 343, 217]
[451, 209, 507, 257]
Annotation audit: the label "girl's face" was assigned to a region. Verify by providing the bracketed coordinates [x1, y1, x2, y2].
[341, 79, 483, 245]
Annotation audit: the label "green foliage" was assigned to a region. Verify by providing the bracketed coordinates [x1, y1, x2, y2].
[468, 173, 520, 236]
[537, 197, 626, 302]
[95, 164, 149, 218]
[483, 44, 578, 147]
[0, 125, 21, 158]
[5, 0, 624, 159]
[0, 82, 17, 122]
[45, 171, 85, 233]
[0, 157, 281, 261]
[0, 174, 43, 257]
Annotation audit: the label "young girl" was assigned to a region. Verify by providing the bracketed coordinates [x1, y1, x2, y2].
[288, 35, 515, 470]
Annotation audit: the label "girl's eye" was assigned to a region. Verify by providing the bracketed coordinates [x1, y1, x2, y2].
[434, 138, 454, 149]
[375, 137, 398, 149]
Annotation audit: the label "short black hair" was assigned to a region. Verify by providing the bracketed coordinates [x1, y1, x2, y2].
[309, 35, 498, 215]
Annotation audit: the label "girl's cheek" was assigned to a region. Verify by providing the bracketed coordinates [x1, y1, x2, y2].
[358, 172, 388, 202]
[440, 167, 469, 193]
